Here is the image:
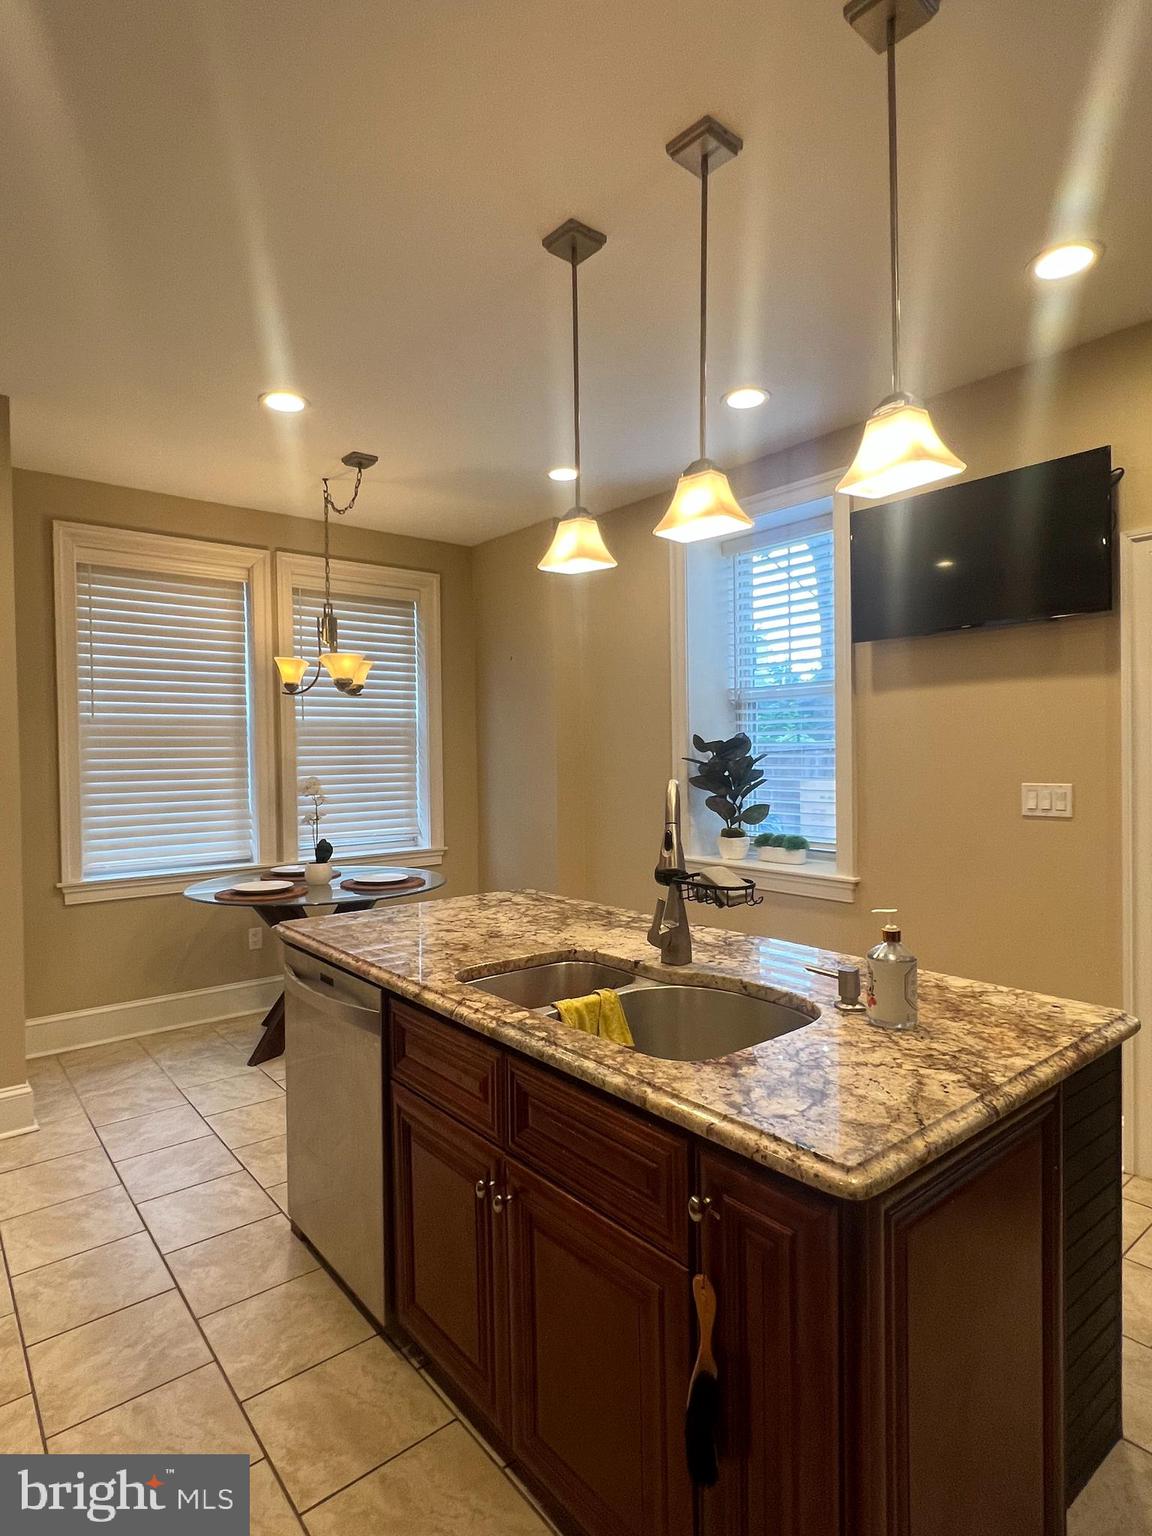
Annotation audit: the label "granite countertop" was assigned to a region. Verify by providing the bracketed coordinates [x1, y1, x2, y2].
[277, 889, 1137, 1199]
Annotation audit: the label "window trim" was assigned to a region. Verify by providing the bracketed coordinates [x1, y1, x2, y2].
[273, 551, 445, 866]
[669, 470, 858, 903]
[54, 521, 277, 904]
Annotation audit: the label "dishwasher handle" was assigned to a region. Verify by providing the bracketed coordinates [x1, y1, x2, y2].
[283, 964, 381, 1032]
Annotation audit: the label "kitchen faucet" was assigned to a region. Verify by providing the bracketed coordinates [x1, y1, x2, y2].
[648, 778, 693, 965]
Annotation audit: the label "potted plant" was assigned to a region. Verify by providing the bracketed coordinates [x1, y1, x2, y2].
[779, 834, 810, 865]
[754, 832, 810, 866]
[684, 732, 771, 861]
[300, 777, 334, 885]
[754, 831, 786, 863]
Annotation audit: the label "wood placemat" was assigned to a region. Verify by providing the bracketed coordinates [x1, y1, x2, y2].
[340, 876, 426, 894]
[215, 884, 307, 903]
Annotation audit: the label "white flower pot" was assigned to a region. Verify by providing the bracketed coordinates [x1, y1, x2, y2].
[779, 847, 808, 865]
[757, 845, 784, 863]
[718, 833, 749, 862]
[305, 862, 334, 886]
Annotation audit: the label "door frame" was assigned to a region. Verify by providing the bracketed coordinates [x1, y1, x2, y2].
[1121, 527, 1152, 1175]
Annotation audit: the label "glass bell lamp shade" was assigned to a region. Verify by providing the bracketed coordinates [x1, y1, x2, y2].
[537, 509, 617, 574]
[274, 656, 310, 690]
[652, 460, 755, 543]
[320, 651, 366, 688]
[351, 658, 373, 688]
[836, 394, 966, 501]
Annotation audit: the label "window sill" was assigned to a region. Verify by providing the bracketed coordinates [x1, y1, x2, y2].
[58, 847, 447, 906]
[685, 854, 859, 904]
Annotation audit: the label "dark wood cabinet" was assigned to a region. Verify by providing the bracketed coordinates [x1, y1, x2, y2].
[505, 1160, 694, 1536]
[697, 1148, 840, 1536]
[391, 1084, 507, 1427]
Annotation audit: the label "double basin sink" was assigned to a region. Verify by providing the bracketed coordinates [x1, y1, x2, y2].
[464, 960, 817, 1064]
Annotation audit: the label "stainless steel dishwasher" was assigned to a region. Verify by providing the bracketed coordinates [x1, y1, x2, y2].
[283, 948, 387, 1327]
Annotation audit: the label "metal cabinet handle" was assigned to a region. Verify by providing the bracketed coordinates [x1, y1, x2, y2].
[475, 1179, 490, 1201]
[688, 1194, 716, 1224]
[491, 1191, 513, 1213]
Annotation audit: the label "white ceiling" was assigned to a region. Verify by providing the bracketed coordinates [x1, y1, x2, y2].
[0, 0, 1149, 545]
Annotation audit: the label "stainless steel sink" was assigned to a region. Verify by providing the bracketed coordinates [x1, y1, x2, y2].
[464, 961, 655, 1010]
[617, 985, 817, 1062]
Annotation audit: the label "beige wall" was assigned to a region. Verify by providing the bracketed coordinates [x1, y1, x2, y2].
[16, 470, 480, 1020]
[477, 320, 1152, 1007]
[0, 401, 28, 1088]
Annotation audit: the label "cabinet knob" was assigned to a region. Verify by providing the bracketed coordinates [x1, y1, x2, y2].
[688, 1194, 716, 1224]
[475, 1179, 490, 1201]
[491, 1191, 513, 1213]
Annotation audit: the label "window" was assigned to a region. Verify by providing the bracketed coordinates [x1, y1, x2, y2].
[674, 474, 856, 900]
[276, 553, 443, 863]
[55, 524, 275, 901]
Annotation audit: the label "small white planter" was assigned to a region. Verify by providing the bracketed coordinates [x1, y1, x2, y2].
[305, 861, 334, 886]
[757, 845, 809, 865]
[718, 833, 749, 861]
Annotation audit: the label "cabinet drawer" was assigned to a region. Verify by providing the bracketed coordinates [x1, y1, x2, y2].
[508, 1060, 690, 1262]
[391, 1001, 504, 1141]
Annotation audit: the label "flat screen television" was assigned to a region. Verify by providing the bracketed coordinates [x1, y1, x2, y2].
[849, 446, 1115, 642]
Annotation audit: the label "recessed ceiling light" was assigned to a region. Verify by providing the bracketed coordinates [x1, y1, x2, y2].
[259, 390, 309, 413]
[547, 465, 579, 482]
[935, 558, 955, 569]
[1030, 242, 1103, 282]
[723, 386, 770, 410]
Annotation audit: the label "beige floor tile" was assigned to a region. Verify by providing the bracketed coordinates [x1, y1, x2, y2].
[0, 1314, 30, 1406]
[0, 1115, 100, 1174]
[81, 1073, 186, 1127]
[13, 1231, 173, 1345]
[140, 1025, 223, 1058]
[62, 1042, 156, 1096]
[0, 1394, 43, 1452]
[183, 1073, 282, 1116]
[118, 1137, 241, 1202]
[251, 1461, 305, 1536]
[1, 1186, 143, 1275]
[206, 1098, 287, 1149]
[1127, 1261, 1152, 1348]
[246, 1337, 452, 1512]
[0, 1260, 11, 1317]
[215, 1018, 266, 1054]
[420, 1370, 506, 1468]
[97, 1105, 212, 1163]
[27, 1289, 210, 1435]
[1129, 1224, 1152, 1271]
[31, 1080, 85, 1125]
[60, 1038, 150, 1072]
[1127, 1176, 1152, 1210]
[235, 1137, 288, 1189]
[303, 1423, 551, 1536]
[262, 1060, 287, 1086]
[138, 1171, 277, 1253]
[267, 1183, 290, 1214]
[202, 1269, 374, 1401]
[167, 1214, 317, 1317]
[1126, 1336, 1152, 1454]
[27, 1056, 68, 1088]
[47, 1362, 261, 1462]
[0, 1148, 118, 1222]
[1069, 1440, 1152, 1534]
[149, 1035, 255, 1085]
[1126, 1201, 1152, 1254]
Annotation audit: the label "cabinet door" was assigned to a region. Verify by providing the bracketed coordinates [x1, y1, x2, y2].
[391, 1085, 506, 1428]
[505, 1160, 693, 1536]
[698, 1149, 840, 1536]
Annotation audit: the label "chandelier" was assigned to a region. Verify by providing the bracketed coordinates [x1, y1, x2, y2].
[274, 450, 379, 697]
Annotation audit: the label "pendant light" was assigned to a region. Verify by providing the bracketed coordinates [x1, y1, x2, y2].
[653, 117, 754, 544]
[538, 219, 616, 575]
[837, 0, 965, 501]
[274, 451, 379, 696]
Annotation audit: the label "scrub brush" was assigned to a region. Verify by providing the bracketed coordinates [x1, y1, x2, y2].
[685, 1273, 720, 1487]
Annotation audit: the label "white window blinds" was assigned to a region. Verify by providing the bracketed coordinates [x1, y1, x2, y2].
[292, 587, 424, 857]
[75, 563, 258, 878]
[730, 518, 837, 849]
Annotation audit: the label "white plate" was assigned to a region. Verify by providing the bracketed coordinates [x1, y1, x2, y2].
[269, 865, 305, 876]
[349, 871, 411, 886]
[231, 879, 295, 895]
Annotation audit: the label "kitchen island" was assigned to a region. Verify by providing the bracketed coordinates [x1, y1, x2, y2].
[278, 890, 1137, 1536]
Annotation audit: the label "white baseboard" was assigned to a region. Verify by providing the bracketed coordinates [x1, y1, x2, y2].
[0, 1082, 39, 1140]
[25, 975, 282, 1059]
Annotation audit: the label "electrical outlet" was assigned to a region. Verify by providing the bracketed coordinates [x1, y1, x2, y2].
[1021, 783, 1074, 818]
[248, 927, 263, 951]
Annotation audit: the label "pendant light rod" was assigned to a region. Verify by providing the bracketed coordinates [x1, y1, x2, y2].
[886, 14, 902, 397]
[570, 238, 582, 505]
[698, 152, 710, 461]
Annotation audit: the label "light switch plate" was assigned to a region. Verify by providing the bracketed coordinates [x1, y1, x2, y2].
[1021, 783, 1074, 818]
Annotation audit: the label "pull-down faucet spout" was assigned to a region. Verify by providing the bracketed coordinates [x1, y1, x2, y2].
[648, 779, 693, 965]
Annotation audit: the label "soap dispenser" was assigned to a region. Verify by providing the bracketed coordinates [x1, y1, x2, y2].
[865, 909, 918, 1031]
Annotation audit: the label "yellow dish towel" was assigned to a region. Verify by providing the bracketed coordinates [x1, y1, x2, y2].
[554, 988, 634, 1047]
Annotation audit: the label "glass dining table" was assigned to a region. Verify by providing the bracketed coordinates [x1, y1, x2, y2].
[182, 866, 445, 1064]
